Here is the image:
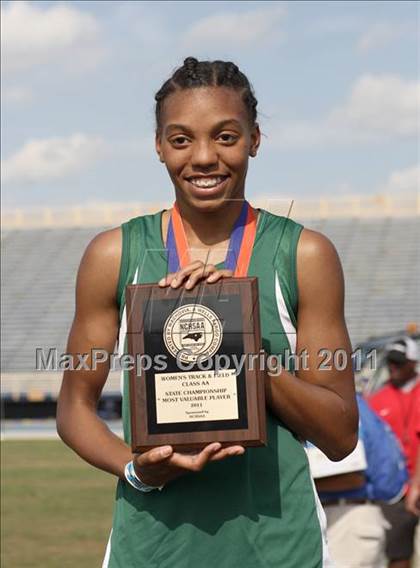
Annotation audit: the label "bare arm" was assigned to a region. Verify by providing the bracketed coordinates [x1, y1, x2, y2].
[265, 229, 358, 460]
[57, 243, 245, 484]
[56, 228, 131, 478]
[406, 449, 420, 516]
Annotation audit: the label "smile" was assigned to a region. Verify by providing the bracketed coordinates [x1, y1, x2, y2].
[187, 175, 228, 189]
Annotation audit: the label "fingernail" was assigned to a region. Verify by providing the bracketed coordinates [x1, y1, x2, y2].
[171, 279, 177, 288]
[212, 443, 222, 451]
[158, 278, 166, 286]
[231, 448, 244, 456]
[161, 446, 172, 457]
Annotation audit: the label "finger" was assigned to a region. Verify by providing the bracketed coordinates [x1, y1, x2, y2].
[406, 503, 420, 516]
[158, 261, 205, 288]
[168, 443, 222, 471]
[159, 272, 182, 287]
[136, 445, 173, 467]
[185, 265, 217, 289]
[206, 269, 234, 283]
[170, 261, 205, 289]
[158, 273, 176, 287]
[198, 442, 223, 458]
[208, 445, 245, 462]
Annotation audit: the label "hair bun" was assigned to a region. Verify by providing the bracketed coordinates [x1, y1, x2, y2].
[184, 57, 199, 69]
[183, 56, 199, 81]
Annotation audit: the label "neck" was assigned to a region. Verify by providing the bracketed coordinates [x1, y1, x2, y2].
[176, 199, 247, 247]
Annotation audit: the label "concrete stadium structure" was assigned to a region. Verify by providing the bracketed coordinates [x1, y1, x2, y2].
[2, 195, 419, 400]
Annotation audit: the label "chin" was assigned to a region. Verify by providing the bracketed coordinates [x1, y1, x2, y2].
[176, 183, 244, 213]
[189, 197, 228, 214]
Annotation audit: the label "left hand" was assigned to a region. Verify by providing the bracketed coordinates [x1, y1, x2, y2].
[158, 260, 233, 290]
[133, 442, 245, 488]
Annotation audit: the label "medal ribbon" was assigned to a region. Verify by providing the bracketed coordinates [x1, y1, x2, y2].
[166, 201, 257, 277]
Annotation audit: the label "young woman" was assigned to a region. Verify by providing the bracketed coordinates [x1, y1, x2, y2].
[57, 57, 358, 568]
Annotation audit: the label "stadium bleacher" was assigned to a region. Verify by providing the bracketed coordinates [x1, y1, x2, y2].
[1, 199, 419, 403]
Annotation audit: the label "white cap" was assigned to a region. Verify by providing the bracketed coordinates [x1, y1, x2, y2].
[386, 337, 419, 362]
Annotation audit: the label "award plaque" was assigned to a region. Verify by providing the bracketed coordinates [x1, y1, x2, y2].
[125, 277, 267, 452]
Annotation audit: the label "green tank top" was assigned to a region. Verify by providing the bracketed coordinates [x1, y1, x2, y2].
[104, 209, 328, 568]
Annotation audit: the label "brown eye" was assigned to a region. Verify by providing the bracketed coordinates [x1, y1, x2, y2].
[217, 132, 238, 144]
[170, 136, 190, 147]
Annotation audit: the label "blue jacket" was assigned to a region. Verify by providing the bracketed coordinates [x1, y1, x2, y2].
[318, 394, 408, 502]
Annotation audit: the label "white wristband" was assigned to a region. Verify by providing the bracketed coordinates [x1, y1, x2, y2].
[124, 461, 163, 492]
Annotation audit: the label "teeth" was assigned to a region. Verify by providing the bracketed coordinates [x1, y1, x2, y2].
[189, 176, 225, 188]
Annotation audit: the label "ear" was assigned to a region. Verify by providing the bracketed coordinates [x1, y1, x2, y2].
[155, 131, 165, 163]
[249, 123, 261, 158]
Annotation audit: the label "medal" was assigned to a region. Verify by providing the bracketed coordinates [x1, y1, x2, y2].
[166, 201, 257, 277]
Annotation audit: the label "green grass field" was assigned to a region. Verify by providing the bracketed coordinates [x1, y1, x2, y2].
[1, 440, 116, 568]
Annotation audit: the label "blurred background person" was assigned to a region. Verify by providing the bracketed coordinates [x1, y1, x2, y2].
[307, 393, 408, 568]
[406, 449, 420, 568]
[369, 338, 420, 568]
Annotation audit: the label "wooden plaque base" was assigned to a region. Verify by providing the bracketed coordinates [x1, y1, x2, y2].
[126, 277, 266, 452]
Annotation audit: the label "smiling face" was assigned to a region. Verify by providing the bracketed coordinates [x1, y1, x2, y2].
[155, 87, 260, 213]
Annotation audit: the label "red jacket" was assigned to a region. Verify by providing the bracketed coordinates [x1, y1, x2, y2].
[368, 376, 419, 478]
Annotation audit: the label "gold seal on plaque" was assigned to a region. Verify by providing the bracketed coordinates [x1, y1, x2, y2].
[163, 303, 223, 363]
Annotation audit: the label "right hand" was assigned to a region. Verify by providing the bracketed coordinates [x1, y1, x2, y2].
[133, 443, 245, 487]
[405, 480, 420, 516]
[158, 260, 234, 290]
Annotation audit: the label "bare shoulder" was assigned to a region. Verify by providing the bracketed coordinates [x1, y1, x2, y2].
[297, 228, 338, 261]
[297, 228, 342, 274]
[76, 227, 122, 306]
[297, 228, 344, 308]
[83, 226, 122, 266]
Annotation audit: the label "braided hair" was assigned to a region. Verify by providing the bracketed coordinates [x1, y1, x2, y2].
[155, 57, 258, 131]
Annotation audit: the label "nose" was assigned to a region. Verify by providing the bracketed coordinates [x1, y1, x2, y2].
[190, 140, 218, 171]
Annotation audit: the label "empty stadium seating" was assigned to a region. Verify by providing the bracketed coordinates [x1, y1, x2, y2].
[1, 214, 419, 398]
